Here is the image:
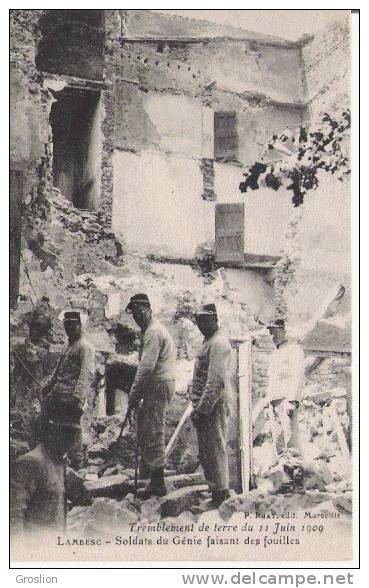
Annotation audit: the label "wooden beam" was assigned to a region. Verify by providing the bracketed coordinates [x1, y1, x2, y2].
[237, 339, 253, 493]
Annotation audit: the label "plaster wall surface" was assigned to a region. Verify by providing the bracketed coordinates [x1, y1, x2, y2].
[214, 163, 292, 256]
[114, 81, 303, 166]
[112, 150, 213, 257]
[117, 38, 304, 104]
[112, 148, 297, 258]
[115, 83, 213, 158]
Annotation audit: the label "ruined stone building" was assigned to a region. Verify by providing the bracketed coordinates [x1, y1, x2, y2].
[10, 10, 351, 492]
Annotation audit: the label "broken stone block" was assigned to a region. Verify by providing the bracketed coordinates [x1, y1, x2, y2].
[325, 480, 351, 494]
[67, 505, 92, 533]
[333, 494, 352, 515]
[165, 472, 206, 492]
[140, 497, 162, 523]
[69, 497, 140, 536]
[85, 473, 99, 482]
[191, 498, 214, 515]
[264, 464, 286, 493]
[303, 468, 327, 492]
[102, 464, 128, 477]
[87, 442, 110, 459]
[253, 476, 275, 494]
[160, 484, 208, 518]
[87, 457, 105, 466]
[304, 490, 334, 505]
[85, 465, 102, 475]
[84, 474, 131, 498]
[218, 493, 257, 521]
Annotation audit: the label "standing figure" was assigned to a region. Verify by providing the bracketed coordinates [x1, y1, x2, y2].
[11, 398, 84, 535]
[125, 294, 176, 498]
[42, 309, 95, 470]
[266, 319, 305, 479]
[191, 303, 232, 507]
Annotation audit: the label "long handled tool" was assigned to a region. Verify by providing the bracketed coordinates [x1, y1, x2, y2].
[109, 410, 133, 454]
[110, 406, 140, 495]
[133, 415, 139, 496]
[165, 402, 193, 459]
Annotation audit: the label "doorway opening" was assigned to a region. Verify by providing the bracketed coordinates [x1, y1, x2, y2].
[50, 87, 102, 210]
[105, 361, 137, 416]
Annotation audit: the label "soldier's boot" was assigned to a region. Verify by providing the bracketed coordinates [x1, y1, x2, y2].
[137, 467, 168, 499]
[211, 489, 231, 508]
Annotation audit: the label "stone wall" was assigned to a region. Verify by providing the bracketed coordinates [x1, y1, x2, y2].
[302, 20, 350, 118]
[36, 10, 105, 81]
[10, 10, 52, 192]
[116, 38, 305, 103]
[111, 28, 305, 258]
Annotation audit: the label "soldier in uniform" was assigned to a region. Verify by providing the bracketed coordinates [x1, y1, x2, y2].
[265, 319, 305, 489]
[42, 309, 95, 470]
[11, 398, 84, 535]
[125, 294, 176, 498]
[191, 303, 232, 507]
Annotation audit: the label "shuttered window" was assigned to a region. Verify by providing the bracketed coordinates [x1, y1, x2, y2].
[214, 112, 238, 161]
[215, 203, 245, 263]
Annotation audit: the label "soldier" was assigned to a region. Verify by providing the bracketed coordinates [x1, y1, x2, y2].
[191, 303, 232, 507]
[42, 309, 95, 470]
[11, 398, 84, 535]
[265, 319, 305, 488]
[125, 294, 176, 498]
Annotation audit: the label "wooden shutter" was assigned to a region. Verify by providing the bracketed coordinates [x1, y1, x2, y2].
[215, 203, 245, 263]
[214, 112, 238, 160]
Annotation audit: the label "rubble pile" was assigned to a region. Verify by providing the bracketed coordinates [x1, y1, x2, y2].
[10, 180, 352, 530]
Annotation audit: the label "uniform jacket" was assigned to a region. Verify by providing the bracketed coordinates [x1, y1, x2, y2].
[43, 337, 95, 410]
[191, 329, 232, 415]
[130, 319, 176, 405]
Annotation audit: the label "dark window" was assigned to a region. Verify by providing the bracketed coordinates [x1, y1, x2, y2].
[214, 112, 238, 161]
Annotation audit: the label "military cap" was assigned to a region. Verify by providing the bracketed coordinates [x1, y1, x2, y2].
[266, 318, 285, 329]
[126, 293, 151, 312]
[194, 303, 218, 317]
[58, 307, 88, 325]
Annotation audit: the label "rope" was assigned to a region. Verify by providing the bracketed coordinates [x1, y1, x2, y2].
[12, 350, 42, 387]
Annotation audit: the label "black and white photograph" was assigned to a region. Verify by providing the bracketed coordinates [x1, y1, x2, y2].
[9, 8, 355, 564]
